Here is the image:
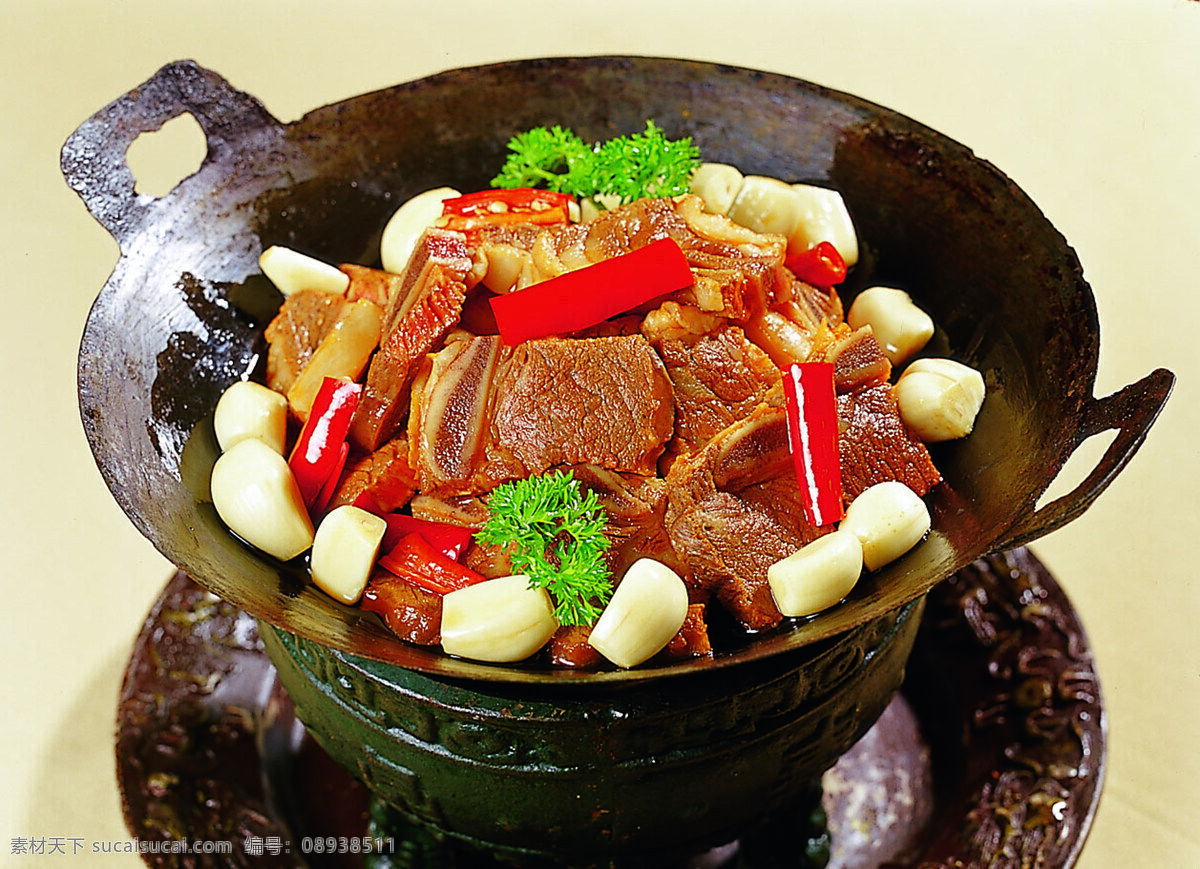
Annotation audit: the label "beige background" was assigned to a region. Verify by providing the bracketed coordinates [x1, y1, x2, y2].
[2, 1, 1197, 866]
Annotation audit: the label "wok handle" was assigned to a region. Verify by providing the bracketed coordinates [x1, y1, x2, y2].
[60, 60, 280, 246]
[994, 367, 1174, 551]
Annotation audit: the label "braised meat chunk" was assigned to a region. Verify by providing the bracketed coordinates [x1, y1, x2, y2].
[568, 464, 686, 581]
[409, 334, 675, 497]
[493, 335, 674, 477]
[264, 289, 349, 396]
[360, 569, 442, 646]
[326, 435, 418, 515]
[643, 301, 782, 459]
[838, 385, 942, 500]
[663, 406, 819, 631]
[350, 228, 473, 452]
[810, 325, 893, 394]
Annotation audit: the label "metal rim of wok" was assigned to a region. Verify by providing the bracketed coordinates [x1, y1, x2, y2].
[65, 56, 1174, 684]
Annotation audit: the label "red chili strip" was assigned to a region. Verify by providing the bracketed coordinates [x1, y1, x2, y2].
[380, 514, 474, 561]
[785, 241, 847, 288]
[287, 377, 360, 508]
[442, 187, 572, 216]
[441, 188, 572, 232]
[489, 237, 694, 345]
[782, 362, 844, 527]
[378, 532, 486, 596]
[311, 442, 350, 516]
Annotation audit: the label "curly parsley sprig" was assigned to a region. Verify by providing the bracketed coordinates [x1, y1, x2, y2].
[591, 120, 702, 204]
[489, 125, 596, 194]
[475, 471, 613, 627]
[490, 121, 701, 207]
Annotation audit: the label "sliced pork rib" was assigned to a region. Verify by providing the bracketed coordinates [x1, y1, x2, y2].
[407, 335, 510, 495]
[409, 334, 674, 497]
[350, 228, 472, 452]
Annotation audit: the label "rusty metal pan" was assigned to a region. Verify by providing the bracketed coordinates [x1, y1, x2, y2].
[64, 57, 1173, 683]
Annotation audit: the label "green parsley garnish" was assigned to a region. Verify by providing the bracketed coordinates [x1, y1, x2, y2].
[591, 120, 702, 204]
[475, 471, 612, 627]
[489, 125, 595, 194]
[491, 120, 701, 206]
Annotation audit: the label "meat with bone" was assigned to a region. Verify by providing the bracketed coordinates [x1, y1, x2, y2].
[662, 366, 940, 631]
[349, 228, 472, 453]
[408, 334, 675, 496]
[807, 323, 892, 394]
[241, 162, 969, 672]
[406, 334, 511, 496]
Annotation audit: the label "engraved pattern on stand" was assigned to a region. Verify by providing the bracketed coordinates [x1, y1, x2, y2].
[917, 549, 1104, 869]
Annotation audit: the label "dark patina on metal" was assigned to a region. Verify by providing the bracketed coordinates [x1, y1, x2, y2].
[264, 600, 919, 861]
[117, 549, 1104, 867]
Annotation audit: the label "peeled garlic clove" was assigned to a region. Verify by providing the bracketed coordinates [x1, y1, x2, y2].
[441, 575, 558, 663]
[895, 358, 986, 442]
[259, 245, 350, 297]
[578, 192, 624, 223]
[689, 162, 745, 215]
[588, 558, 689, 669]
[310, 506, 386, 605]
[789, 184, 859, 267]
[846, 287, 935, 366]
[727, 175, 805, 238]
[213, 380, 289, 454]
[767, 529, 864, 618]
[579, 197, 604, 223]
[380, 187, 460, 274]
[841, 481, 931, 571]
[210, 438, 314, 561]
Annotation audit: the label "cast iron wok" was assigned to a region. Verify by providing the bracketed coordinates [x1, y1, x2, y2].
[65, 57, 1172, 683]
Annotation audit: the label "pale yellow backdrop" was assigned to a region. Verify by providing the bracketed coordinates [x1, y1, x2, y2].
[2, 1, 1197, 867]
